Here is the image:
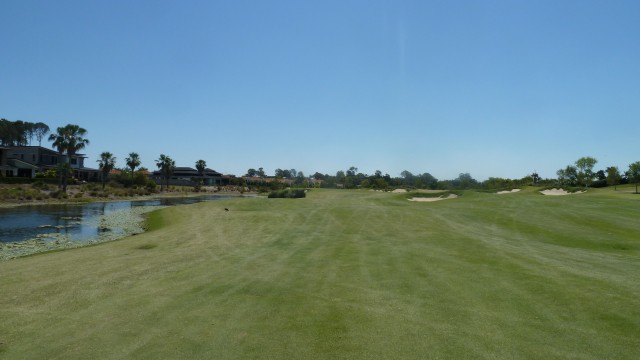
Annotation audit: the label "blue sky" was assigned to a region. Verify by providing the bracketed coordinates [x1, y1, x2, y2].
[2, 0, 639, 180]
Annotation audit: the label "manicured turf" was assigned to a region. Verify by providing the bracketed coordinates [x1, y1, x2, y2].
[1, 188, 639, 359]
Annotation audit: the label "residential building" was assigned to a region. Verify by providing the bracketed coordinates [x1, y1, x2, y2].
[151, 167, 223, 186]
[0, 146, 98, 181]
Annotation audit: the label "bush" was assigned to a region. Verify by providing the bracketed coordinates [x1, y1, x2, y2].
[145, 180, 157, 192]
[0, 177, 31, 184]
[268, 189, 306, 198]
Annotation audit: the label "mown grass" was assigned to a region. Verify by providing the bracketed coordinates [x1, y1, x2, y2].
[0, 188, 639, 359]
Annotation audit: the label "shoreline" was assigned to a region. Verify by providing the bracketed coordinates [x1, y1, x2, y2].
[0, 205, 164, 260]
[0, 189, 255, 209]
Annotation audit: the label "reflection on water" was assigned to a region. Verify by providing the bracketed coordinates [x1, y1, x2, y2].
[0, 195, 242, 244]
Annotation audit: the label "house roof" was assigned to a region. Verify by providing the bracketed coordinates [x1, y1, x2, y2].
[5, 146, 87, 158]
[7, 159, 40, 170]
[152, 166, 222, 177]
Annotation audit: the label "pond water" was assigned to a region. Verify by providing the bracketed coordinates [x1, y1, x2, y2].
[0, 195, 250, 259]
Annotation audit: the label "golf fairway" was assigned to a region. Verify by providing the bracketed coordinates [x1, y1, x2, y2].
[1, 188, 639, 359]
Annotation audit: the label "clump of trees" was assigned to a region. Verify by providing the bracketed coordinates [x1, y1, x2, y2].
[556, 157, 640, 192]
[0, 118, 50, 146]
[156, 154, 176, 191]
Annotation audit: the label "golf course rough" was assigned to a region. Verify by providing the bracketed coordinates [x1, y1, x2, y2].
[0, 187, 639, 359]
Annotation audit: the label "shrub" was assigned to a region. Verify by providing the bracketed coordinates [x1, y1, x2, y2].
[145, 180, 157, 192]
[268, 189, 306, 198]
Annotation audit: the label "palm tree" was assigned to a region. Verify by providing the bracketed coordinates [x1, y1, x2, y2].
[125, 152, 141, 184]
[155, 154, 175, 192]
[97, 152, 116, 190]
[195, 159, 207, 189]
[48, 124, 89, 192]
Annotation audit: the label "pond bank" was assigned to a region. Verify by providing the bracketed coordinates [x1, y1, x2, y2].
[0, 193, 258, 260]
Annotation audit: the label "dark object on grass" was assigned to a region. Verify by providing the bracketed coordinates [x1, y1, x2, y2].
[224, 208, 229, 211]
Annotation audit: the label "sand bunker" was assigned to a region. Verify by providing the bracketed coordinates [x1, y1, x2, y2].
[392, 189, 408, 193]
[408, 194, 458, 202]
[540, 188, 585, 196]
[497, 189, 521, 194]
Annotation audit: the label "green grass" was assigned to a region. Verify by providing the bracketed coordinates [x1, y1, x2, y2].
[1, 188, 639, 359]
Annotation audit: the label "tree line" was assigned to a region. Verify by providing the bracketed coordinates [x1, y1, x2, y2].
[4, 118, 640, 193]
[244, 165, 539, 191]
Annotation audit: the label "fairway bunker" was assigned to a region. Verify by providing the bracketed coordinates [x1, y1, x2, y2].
[408, 194, 458, 202]
[540, 188, 586, 196]
[497, 189, 521, 194]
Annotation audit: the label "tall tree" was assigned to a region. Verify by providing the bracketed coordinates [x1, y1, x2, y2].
[606, 166, 621, 190]
[97, 152, 116, 190]
[156, 154, 175, 191]
[33, 122, 50, 146]
[628, 161, 640, 194]
[125, 152, 141, 184]
[257, 167, 266, 178]
[0, 118, 37, 146]
[575, 156, 598, 187]
[48, 124, 89, 192]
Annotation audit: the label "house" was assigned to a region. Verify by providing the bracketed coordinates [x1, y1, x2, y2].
[152, 167, 223, 186]
[0, 146, 99, 181]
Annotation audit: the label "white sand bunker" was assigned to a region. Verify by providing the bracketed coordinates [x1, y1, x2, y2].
[540, 188, 585, 196]
[392, 188, 408, 193]
[497, 189, 521, 194]
[409, 194, 458, 202]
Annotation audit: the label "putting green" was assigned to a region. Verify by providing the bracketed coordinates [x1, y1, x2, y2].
[0, 188, 638, 359]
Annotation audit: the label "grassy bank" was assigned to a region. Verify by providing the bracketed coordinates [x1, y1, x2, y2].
[1, 188, 639, 358]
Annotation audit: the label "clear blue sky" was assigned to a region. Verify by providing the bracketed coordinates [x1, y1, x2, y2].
[2, 0, 639, 180]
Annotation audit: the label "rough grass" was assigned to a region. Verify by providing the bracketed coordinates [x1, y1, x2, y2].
[0, 188, 639, 359]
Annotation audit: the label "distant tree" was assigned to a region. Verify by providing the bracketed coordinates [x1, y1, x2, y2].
[274, 168, 284, 178]
[155, 154, 176, 191]
[48, 124, 90, 192]
[245, 168, 257, 177]
[400, 170, 414, 187]
[628, 161, 640, 194]
[125, 152, 141, 184]
[346, 166, 358, 177]
[606, 166, 621, 190]
[289, 169, 297, 178]
[575, 156, 597, 187]
[454, 173, 477, 189]
[257, 167, 266, 178]
[531, 171, 540, 185]
[557, 165, 578, 187]
[33, 122, 50, 146]
[97, 152, 116, 190]
[312, 172, 324, 180]
[195, 159, 207, 177]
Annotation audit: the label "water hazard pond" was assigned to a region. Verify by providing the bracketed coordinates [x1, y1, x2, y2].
[0, 195, 250, 260]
